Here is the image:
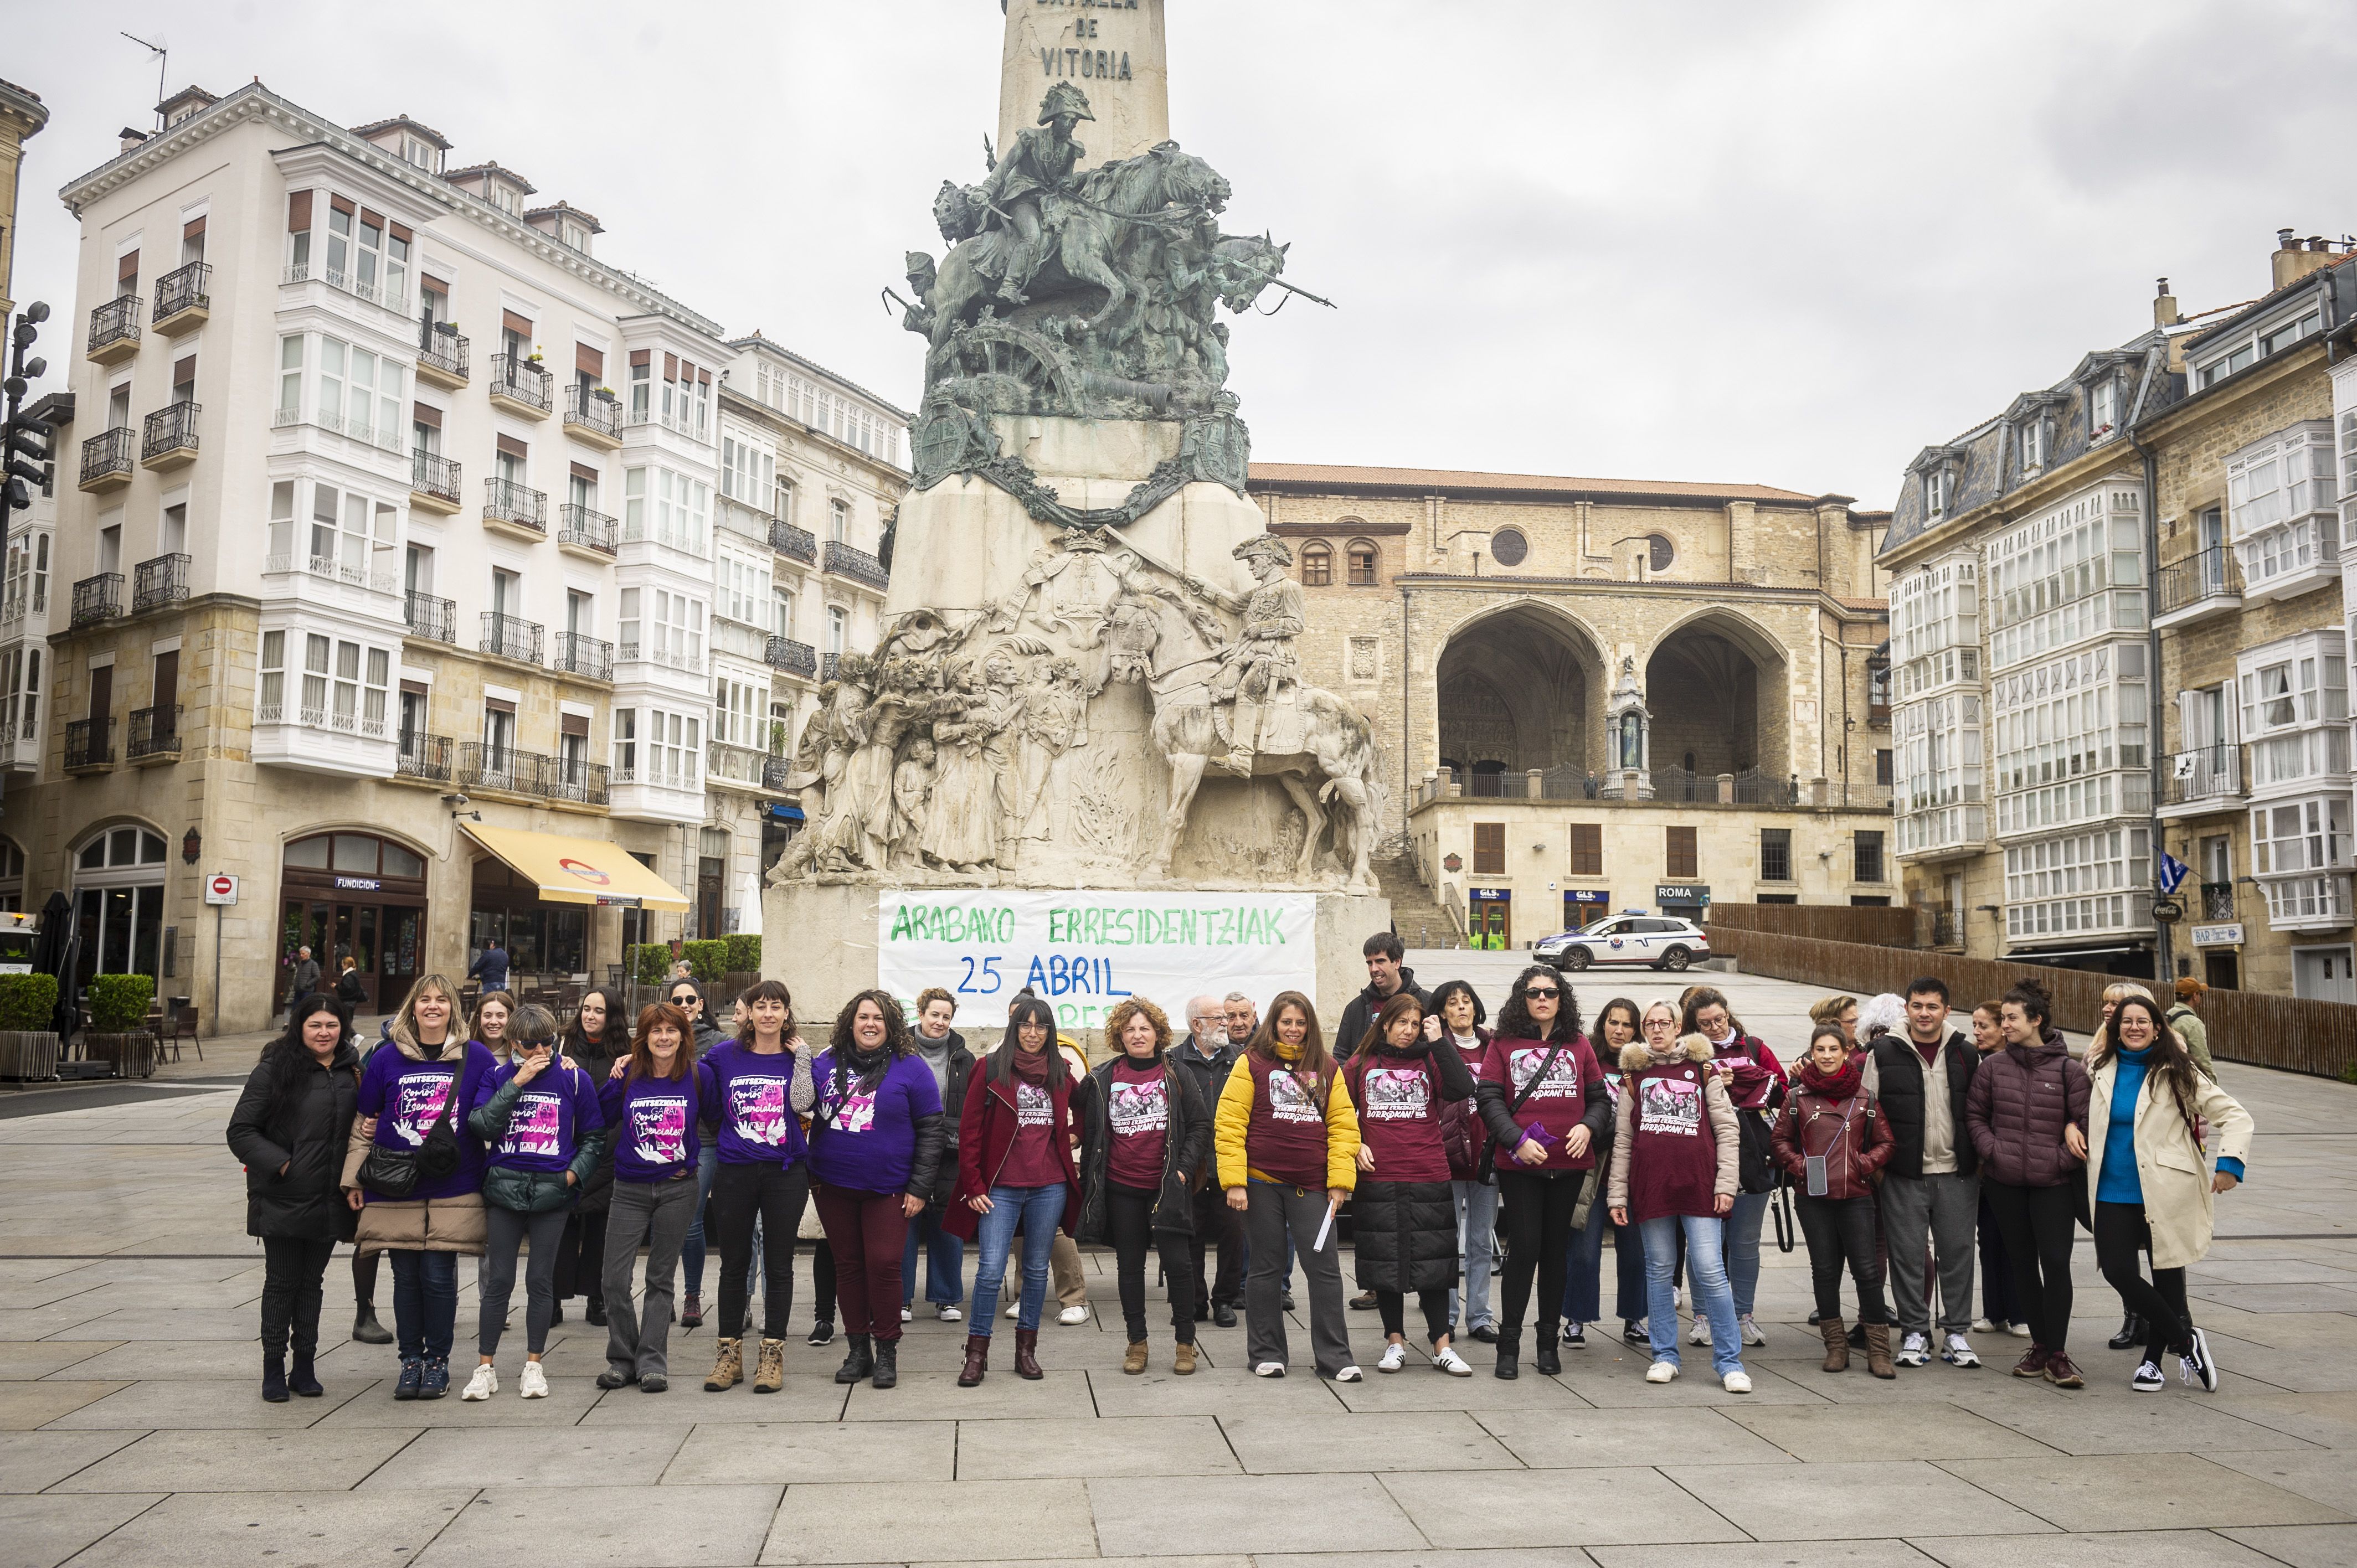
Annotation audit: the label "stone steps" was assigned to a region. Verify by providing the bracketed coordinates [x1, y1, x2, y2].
[1373, 854, 1461, 951]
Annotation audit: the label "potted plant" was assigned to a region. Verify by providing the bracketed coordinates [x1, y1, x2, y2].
[84, 973, 158, 1080]
[0, 972, 60, 1081]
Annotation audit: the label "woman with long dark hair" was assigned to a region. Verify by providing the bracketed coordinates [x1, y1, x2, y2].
[946, 995, 1084, 1385]
[668, 975, 726, 1329]
[808, 989, 944, 1390]
[228, 994, 362, 1401]
[557, 987, 626, 1327]
[1424, 978, 1496, 1343]
[1564, 994, 1649, 1348]
[701, 978, 815, 1395]
[1772, 1022, 1897, 1377]
[1967, 981, 2092, 1388]
[1346, 990, 1476, 1375]
[1676, 986, 1783, 1350]
[2086, 993, 2252, 1392]
[1476, 964, 1610, 1378]
[1214, 989, 1363, 1381]
[1077, 997, 1211, 1375]
[1967, 999, 2026, 1338]
[596, 1002, 703, 1392]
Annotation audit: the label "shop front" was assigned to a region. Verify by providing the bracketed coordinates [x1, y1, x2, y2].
[1655, 881, 1710, 922]
[279, 831, 429, 1014]
[1468, 886, 1511, 950]
[1562, 889, 1611, 931]
[460, 823, 688, 997]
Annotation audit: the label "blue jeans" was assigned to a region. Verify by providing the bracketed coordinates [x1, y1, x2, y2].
[969, 1184, 1065, 1336]
[1449, 1179, 1499, 1330]
[1562, 1179, 1610, 1324]
[1640, 1214, 1743, 1377]
[1725, 1192, 1769, 1317]
[680, 1145, 719, 1296]
[902, 1205, 965, 1307]
[388, 1249, 458, 1362]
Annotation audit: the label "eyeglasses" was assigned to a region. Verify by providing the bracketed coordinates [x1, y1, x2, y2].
[1523, 987, 1561, 999]
[1641, 1017, 1675, 1031]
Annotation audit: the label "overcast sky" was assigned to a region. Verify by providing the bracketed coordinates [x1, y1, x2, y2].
[9, 0, 2354, 509]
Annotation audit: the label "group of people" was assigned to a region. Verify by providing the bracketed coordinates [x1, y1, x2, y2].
[225, 933, 2253, 1405]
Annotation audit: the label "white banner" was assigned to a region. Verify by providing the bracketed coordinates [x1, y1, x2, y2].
[877, 890, 1318, 1034]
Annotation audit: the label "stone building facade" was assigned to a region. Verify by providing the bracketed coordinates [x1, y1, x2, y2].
[1246, 464, 1894, 943]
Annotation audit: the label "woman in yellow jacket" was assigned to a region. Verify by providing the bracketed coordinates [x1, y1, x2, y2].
[1216, 989, 1363, 1381]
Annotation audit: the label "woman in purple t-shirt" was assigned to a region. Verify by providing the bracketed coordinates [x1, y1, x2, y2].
[698, 979, 815, 1396]
[595, 1002, 703, 1393]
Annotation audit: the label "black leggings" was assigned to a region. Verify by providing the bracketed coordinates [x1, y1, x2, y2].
[2093, 1200, 2191, 1364]
[1794, 1194, 1886, 1324]
[1495, 1170, 1581, 1346]
[713, 1160, 811, 1339]
[354, 1247, 379, 1310]
[1107, 1182, 1195, 1345]
[260, 1236, 336, 1359]
[1983, 1179, 2077, 1352]
[1378, 1287, 1453, 1345]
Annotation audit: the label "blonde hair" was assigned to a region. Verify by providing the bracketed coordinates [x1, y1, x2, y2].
[1809, 994, 1859, 1026]
[389, 973, 464, 1056]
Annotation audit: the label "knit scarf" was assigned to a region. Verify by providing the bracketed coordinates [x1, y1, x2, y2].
[1797, 1055, 1864, 1098]
[1010, 1046, 1051, 1086]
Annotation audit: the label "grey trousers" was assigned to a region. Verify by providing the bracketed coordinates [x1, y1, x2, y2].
[602, 1175, 697, 1379]
[1244, 1181, 1355, 1376]
[1879, 1169, 1979, 1337]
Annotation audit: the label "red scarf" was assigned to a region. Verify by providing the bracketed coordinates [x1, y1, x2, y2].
[1797, 1055, 1864, 1098]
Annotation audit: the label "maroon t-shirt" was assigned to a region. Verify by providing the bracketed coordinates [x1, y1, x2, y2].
[1479, 1034, 1601, 1172]
[996, 1078, 1063, 1188]
[1349, 1053, 1451, 1183]
[1243, 1052, 1330, 1188]
[1625, 1058, 1722, 1222]
[1105, 1057, 1171, 1190]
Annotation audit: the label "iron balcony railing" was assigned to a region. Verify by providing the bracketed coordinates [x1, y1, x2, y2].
[141, 400, 199, 461]
[824, 539, 889, 590]
[70, 572, 125, 627]
[484, 477, 547, 532]
[152, 260, 210, 321]
[88, 294, 141, 355]
[1932, 910, 1962, 947]
[539, 754, 611, 806]
[2199, 881, 2237, 922]
[766, 636, 817, 677]
[131, 553, 191, 613]
[456, 743, 608, 804]
[553, 632, 613, 680]
[127, 704, 181, 760]
[2163, 742, 2242, 807]
[2159, 546, 2243, 615]
[418, 323, 469, 380]
[771, 519, 817, 564]
[458, 742, 525, 793]
[557, 503, 616, 554]
[411, 449, 462, 505]
[64, 716, 112, 770]
[405, 591, 456, 643]
[79, 427, 134, 486]
[488, 353, 552, 411]
[480, 612, 544, 664]
[763, 753, 794, 790]
[397, 731, 454, 782]
[564, 383, 622, 440]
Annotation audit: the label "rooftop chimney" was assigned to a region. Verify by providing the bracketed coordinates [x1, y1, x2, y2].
[2273, 227, 2334, 291]
[118, 126, 150, 153]
[2153, 276, 2179, 328]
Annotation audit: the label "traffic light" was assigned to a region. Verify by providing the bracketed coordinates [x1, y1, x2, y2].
[2, 416, 47, 515]
[2, 301, 47, 523]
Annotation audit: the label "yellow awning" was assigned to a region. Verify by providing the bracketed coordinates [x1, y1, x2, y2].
[461, 824, 689, 911]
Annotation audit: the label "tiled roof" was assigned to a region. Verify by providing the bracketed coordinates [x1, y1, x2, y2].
[443, 161, 536, 195]
[1245, 462, 1820, 505]
[349, 115, 451, 150]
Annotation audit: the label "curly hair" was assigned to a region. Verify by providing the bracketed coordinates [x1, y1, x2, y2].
[1103, 996, 1171, 1054]
[1494, 964, 1582, 1043]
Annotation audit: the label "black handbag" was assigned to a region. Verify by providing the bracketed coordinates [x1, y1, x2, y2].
[1478, 1037, 1568, 1185]
[357, 1064, 462, 1199]
[1733, 1076, 1786, 1196]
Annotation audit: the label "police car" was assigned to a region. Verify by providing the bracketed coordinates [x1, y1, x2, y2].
[1532, 914, 1708, 972]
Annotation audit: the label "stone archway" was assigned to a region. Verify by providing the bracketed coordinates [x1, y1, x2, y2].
[1434, 602, 1609, 785]
[1643, 609, 1791, 788]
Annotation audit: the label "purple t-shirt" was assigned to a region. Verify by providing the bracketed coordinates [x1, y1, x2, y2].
[354, 1040, 498, 1203]
[807, 1050, 943, 1195]
[699, 1041, 810, 1167]
[598, 1070, 702, 1182]
[474, 1058, 604, 1174]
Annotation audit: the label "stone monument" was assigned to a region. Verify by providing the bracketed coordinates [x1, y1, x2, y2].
[765, 5, 1388, 1031]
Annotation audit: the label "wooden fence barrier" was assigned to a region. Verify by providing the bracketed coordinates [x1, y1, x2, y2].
[1704, 903, 1923, 948]
[1702, 926, 2357, 1081]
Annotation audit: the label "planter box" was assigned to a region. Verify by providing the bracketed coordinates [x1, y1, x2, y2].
[0, 1030, 60, 1080]
[83, 1031, 156, 1080]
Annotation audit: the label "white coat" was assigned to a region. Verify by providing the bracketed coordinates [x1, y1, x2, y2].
[2083, 1052, 2253, 1270]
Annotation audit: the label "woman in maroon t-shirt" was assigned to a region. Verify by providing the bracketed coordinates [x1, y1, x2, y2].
[1345, 992, 1477, 1375]
[1077, 997, 1211, 1377]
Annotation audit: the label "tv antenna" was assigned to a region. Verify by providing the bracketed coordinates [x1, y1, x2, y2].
[121, 32, 167, 128]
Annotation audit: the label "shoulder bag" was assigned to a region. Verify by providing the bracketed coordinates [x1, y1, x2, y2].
[356, 1062, 463, 1199]
[1478, 1036, 1567, 1185]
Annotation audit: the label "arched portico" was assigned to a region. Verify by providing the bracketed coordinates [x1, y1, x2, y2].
[1433, 601, 1610, 786]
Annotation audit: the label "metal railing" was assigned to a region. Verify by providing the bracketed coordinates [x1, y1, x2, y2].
[411, 449, 462, 505]
[487, 354, 552, 411]
[153, 260, 210, 321]
[480, 612, 544, 664]
[398, 731, 454, 782]
[539, 753, 610, 806]
[763, 753, 794, 790]
[455, 743, 608, 804]
[79, 427, 134, 486]
[484, 477, 547, 532]
[2163, 742, 2242, 807]
[766, 636, 817, 677]
[88, 294, 141, 355]
[418, 323, 469, 380]
[557, 503, 616, 554]
[771, 519, 817, 564]
[564, 383, 622, 440]
[127, 704, 181, 760]
[64, 717, 112, 770]
[457, 742, 526, 793]
[70, 572, 125, 627]
[141, 400, 199, 461]
[1932, 910, 1961, 947]
[553, 632, 613, 680]
[405, 591, 456, 643]
[2199, 881, 2237, 922]
[2159, 546, 2243, 615]
[131, 553, 190, 613]
[1463, 770, 1512, 798]
[1732, 768, 1799, 807]
[824, 539, 889, 590]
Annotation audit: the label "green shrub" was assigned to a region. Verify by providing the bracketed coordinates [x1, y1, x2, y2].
[624, 943, 671, 986]
[2340, 1060, 2357, 1087]
[681, 940, 728, 982]
[722, 933, 763, 975]
[88, 972, 156, 1032]
[0, 973, 58, 1033]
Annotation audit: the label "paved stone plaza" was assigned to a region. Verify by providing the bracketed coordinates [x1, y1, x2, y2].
[1, 963, 2353, 1567]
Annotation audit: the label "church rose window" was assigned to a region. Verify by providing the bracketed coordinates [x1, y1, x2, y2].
[1490, 528, 1528, 568]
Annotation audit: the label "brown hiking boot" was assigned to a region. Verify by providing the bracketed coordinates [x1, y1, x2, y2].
[753, 1338, 785, 1394]
[1123, 1340, 1149, 1375]
[1014, 1327, 1043, 1380]
[703, 1337, 742, 1392]
[1819, 1318, 1850, 1373]
[1862, 1322, 1896, 1379]
[2044, 1351, 2086, 1389]
[956, 1333, 989, 1388]
[1173, 1341, 1198, 1376]
[2011, 1343, 2052, 1379]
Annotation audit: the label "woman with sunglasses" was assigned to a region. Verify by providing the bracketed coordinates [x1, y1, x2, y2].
[1475, 965, 1610, 1379]
[667, 976, 725, 1329]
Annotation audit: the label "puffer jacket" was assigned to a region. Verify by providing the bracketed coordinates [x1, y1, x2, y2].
[227, 1042, 362, 1241]
[339, 1035, 494, 1257]
[1770, 1073, 1894, 1201]
[1965, 1028, 2089, 1189]
[1345, 1041, 1475, 1293]
[1867, 1030, 1978, 1178]
[1076, 1052, 1212, 1242]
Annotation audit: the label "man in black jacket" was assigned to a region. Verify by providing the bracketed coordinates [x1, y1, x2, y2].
[1868, 976, 1981, 1370]
[1173, 994, 1243, 1325]
[1336, 933, 1430, 1060]
[904, 988, 975, 1323]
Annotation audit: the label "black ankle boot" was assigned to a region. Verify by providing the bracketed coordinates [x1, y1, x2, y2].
[2109, 1312, 2145, 1350]
[1535, 1338, 1562, 1376]
[289, 1352, 323, 1397]
[871, 1339, 898, 1390]
[1494, 1338, 1520, 1380]
[262, 1352, 289, 1403]
[352, 1304, 393, 1345]
[834, 1333, 875, 1385]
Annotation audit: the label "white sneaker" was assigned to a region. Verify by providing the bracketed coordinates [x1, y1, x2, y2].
[1722, 1368, 1753, 1394]
[1377, 1342, 1407, 1373]
[1942, 1333, 1980, 1369]
[1738, 1314, 1767, 1347]
[1253, 1360, 1286, 1378]
[1433, 1347, 1473, 1376]
[900, 1306, 913, 1322]
[2132, 1359, 2166, 1392]
[1970, 1317, 1998, 1334]
[1332, 1364, 1363, 1383]
[460, 1364, 498, 1401]
[1645, 1360, 1680, 1384]
[1688, 1317, 1711, 1346]
[936, 1304, 962, 1322]
[1895, 1330, 1931, 1368]
[518, 1361, 549, 1399]
[1058, 1304, 1089, 1325]
[1006, 1300, 1021, 1320]
[2007, 1321, 2034, 1338]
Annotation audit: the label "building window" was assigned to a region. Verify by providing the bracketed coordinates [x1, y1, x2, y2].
[259, 631, 285, 720]
[2002, 824, 2152, 940]
[2019, 418, 2047, 472]
[1300, 543, 1331, 587]
[826, 606, 847, 657]
[829, 498, 848, 543]
[1854, 830, 1886, 884]
[1923, 467, 1953, 520]
[1665, 826, 1698, 880]
[1759, 828, 1792, 883]
[2089, 376, 2119, 440]
[613, 708, 636, 778]
[69, 827, 168, 987]
[1346, 541, 1378, 586]
[1876, 748, 1894, 787]
[1472, 822, 1505, 876]
[2197, 304, 2324, 389]
[1568, 823, 1602, 878]
[1490, 528, 1528, 568]
[2226, 422, 2338, 595]
[1647, 534, 1675, 573]
[2238, 633, 2349, 790]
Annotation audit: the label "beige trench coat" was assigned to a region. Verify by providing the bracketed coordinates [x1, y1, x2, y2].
[2083, 1056, 2254, 1270]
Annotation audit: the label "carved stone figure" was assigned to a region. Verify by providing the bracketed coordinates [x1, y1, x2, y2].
[1188, 535, 1306, 777]
[1016, 656, 1089, 841]
[889, 736, 938, 869]
[920, 662, 1004, 874]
